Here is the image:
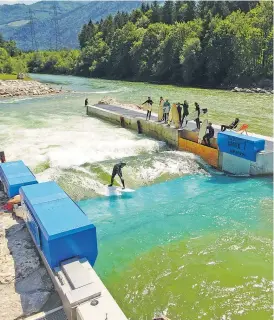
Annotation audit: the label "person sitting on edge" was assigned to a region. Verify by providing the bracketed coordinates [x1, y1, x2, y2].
[142, 97, 154, 121]
[221, 118, 240, 132]
[163, 99, 170, 123]
[203, 122, 215, 147]
[85, 98, 88, 106]
[182, 100, 189, 126]
[108, 162, 126, 189]
[177, 102, 182, 127]
[194, 102, 201, 130]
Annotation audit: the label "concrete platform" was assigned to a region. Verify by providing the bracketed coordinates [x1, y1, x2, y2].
[88, 104, 273, 176]
[95, 104, 273, 152]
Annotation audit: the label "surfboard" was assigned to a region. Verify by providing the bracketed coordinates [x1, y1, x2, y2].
[105, 186, 135, 196]
[116, 187, 135, 193]
[167, 104, 179, 128]
[143, 103, 152, 112]
[186, 110, 198, 122]
[158, 101, 164, 121]
[198, 119, 208, 144]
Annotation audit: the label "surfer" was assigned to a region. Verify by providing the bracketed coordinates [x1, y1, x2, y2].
[177, 103, 182, 127]
[142, 97, 154, 121]
[203, 122, 214, 147]
[194, 102, 201, 130]
[221, 118, 240, 132]
[85, 98, 88, 106]
[163, 99, 170, 123]
[158, 96, 164, 121]
[108, 162, 126, 189]
[181, 100, 189, 126]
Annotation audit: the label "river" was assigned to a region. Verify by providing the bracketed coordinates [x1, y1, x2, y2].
[0, 74, 272, 319]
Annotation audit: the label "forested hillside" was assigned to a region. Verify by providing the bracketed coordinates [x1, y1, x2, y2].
[0, 1, 142, 50]
[1, 1, 273, 89]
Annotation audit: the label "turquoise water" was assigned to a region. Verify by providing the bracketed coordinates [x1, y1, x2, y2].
[0, 74, 272, 319]
[79, 175, 273, 319]
[29, 73, 273, 136]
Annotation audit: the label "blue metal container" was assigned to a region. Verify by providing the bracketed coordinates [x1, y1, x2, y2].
[0, 160, 37, 198]
[20, 181, 98, 268]
[217, 131, 265, 162]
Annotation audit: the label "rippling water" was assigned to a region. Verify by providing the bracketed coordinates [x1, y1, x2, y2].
[0, 74, 272, 319]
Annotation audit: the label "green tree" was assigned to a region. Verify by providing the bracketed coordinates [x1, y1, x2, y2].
[162, 1, 175, 25]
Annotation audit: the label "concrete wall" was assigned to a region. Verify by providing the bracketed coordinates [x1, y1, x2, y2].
[220, 152, 251, 175]
[178, 138, 219, 168]
[88, 105, 273, 175]
[179, 129, 218, 149]
[219, 151, 273, 176]
[87, 105, 178, 147]
[250, 152, 273, 175]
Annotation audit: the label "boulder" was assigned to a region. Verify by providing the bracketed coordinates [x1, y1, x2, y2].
[20, 291, 51, 316]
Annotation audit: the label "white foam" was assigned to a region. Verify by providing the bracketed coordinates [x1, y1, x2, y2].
[2, 116, 164, 170]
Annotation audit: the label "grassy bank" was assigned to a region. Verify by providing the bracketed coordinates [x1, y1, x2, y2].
[0, 74, 32, 80]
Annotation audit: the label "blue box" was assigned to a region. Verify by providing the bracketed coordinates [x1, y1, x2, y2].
[20, 181, 98, 268]
[217, 131, 265, 162]
[0, 160, 38, 198]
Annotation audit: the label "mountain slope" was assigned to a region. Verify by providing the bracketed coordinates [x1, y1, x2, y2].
[0, 1, 142, 50]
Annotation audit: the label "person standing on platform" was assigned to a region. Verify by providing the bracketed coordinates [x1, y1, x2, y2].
[158, 96, 164, 121]
[182, 100, 189, 126]
[142, 97, 154, 121]
[195, 102, 201, 130]
[163, 99, 171, 123]
[85, 98, 89, 115]
[177, 102, 182, 127]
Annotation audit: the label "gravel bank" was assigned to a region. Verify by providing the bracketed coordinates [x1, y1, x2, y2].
[0, 191, 61, 320]
[0, 80, 62, 98]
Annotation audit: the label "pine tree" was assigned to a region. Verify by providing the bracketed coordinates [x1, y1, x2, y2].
[151, 1, 162, 23]
[162, 1, 175, 25]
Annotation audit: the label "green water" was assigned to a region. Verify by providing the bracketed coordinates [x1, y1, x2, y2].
[80, 175, 273, 320]
[0, 74, 273, 319]
[31, 74, 273, 136]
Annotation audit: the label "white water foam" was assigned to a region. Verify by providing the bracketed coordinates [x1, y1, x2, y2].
[2, 116, 163, 169]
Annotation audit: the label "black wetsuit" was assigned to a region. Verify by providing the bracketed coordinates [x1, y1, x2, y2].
[177, 104, 182, 126]
[221, 119, 239, 132]
[203, 125, 214, 147]
[195, 105, 201, 129]
[142, 99, 153, 120]
[109, 163, 125, 188]
[85, 99, 88, 106]
[182, 103, 189, 125]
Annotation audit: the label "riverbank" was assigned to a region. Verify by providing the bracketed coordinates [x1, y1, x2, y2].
[0, 80, 63, 98]
[0, 191, 62, 320]
[0, 74, 32, 81]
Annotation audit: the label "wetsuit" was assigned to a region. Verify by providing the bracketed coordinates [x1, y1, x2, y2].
[221, 119, 239, 132]
[203, 125, 214, 147]
[195, 105, 201, 129]
[142, 99, 153, 120]
[163, 101, 170, 123]
[177, 104, 182, 126]
[85, 99, 89, 115]
[109, 163, 125, 188]
[182, 102, 189, 125]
